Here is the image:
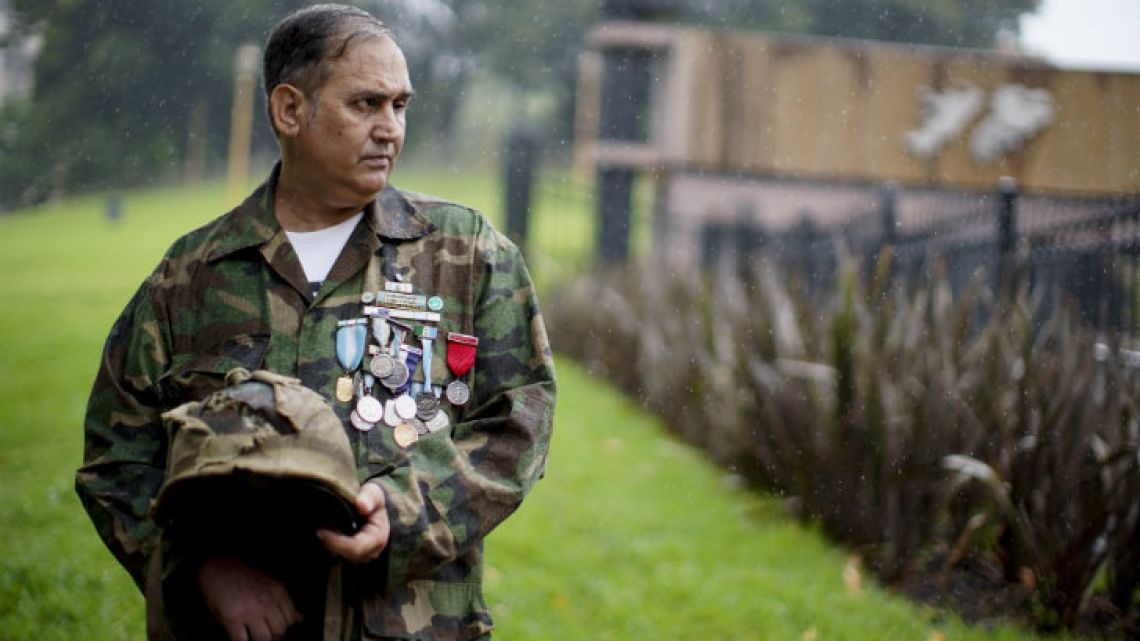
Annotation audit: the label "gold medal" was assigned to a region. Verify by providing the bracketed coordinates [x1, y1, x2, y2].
[393, 423, 419, 448]
[335, 375, 354, 403]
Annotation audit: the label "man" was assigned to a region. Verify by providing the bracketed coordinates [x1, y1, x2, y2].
[75, 4, 556, 641]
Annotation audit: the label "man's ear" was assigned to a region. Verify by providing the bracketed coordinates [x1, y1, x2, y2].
[269, 84, 307, 137]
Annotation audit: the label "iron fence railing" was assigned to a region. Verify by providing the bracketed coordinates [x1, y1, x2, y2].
[731, 180, 1140, 340]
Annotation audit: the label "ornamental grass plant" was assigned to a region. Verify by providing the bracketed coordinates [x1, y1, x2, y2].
[546, 251, 1140, 635]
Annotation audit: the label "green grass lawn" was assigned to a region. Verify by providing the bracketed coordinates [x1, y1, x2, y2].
[0, 174, 1064, 640]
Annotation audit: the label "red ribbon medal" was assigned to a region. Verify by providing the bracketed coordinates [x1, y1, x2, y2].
[446, 332, 479, 376]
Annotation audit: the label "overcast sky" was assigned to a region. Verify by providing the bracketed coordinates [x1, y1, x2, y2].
[1019, 0, 1140, 72]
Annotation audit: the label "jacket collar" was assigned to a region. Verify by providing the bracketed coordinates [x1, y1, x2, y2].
[207, 164, 435, 264]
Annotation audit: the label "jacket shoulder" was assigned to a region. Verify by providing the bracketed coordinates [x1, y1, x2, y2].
[398, 189, 517, 256]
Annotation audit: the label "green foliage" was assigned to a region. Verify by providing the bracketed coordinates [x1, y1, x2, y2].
[548, 254, 1139, 633]
[3, 0, 1042, 207]
[799, 0, 1039, 47]
[0, 179, 1065, 641]
[3, 0, 306, 206]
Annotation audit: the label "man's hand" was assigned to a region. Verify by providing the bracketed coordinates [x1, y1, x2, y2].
[318, 481, 390, 564]
[196, 557, 302, 641]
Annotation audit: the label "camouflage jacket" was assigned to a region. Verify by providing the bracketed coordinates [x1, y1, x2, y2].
[76, 167, 556, 640]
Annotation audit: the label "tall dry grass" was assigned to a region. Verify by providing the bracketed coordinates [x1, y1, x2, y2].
[546, 252, 1140, 633]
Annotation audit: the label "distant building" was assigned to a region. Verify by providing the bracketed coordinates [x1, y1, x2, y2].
[0, 0, 42, 106]
[575, 22, 1140, 267]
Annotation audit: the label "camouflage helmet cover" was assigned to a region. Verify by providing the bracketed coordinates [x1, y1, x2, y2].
[153, 368, 361, 544]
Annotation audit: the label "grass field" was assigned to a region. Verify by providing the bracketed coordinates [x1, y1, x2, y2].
[0, 172, 1067, 640]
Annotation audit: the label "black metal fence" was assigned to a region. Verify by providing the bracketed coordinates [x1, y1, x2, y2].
[727, 180, 1140, 340]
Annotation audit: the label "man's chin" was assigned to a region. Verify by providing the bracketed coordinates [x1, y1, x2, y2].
[364, 167, 394, 191]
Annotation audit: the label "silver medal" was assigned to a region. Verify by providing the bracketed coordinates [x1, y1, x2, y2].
[370, 354, 394, 379]
[383, 399, 402, 427]
[409, 417, 430, 436]
[415, 391, 440, 421]
[425, 411, 450, 433]
[394, 394, 417, 420]
[381, 360, 410, 390]
[356, 394, 383, 424]
[350, 409, 376, 432]
[446, 379, 470, 406]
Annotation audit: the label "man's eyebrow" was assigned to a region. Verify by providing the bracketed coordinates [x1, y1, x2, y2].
[350, 88, 416, 100]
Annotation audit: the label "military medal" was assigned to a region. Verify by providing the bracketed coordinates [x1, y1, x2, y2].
[381, 360, 409, 391]
[394, 394, 417, 420]
[396, 345, 422, 395]
[414, 326, 441, 419]
[415, 392, 439, 421]
[348, 373, 381, 430]
[371, 313, 392, 349]
[382, 399, 402, 427]
[370, 354, 395, 378]
[425, 405, 450, 432]
[408, 417, 430, 436]
[350, 409, 375, 432]
[356, 396, 383, 424]
[446, 332, 478, 406]
[388, 320, 410, 355]
[418, 326, 438, 383]
[376, 291, 427, 310]
[443, 380, 467, 406]
[335, 319, 368, 403]
[393, 423, 418, 448]
[385, 280, 413, 294]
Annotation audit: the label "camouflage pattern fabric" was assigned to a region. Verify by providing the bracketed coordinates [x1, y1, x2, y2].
[154, 367, 362, 538]
[76, 165, 557, 641]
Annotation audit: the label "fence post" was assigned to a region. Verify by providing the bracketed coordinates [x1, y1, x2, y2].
[881, 181, 898, 247]
[503, 127, 538, 253]
[997, 176, 1018, 291]
[595, 43, 649, 263]
[105, 194, 123, 224]
[594, 0, 677, 264]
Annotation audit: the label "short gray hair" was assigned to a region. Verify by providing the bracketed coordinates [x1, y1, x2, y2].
[263, 3, 391, 101]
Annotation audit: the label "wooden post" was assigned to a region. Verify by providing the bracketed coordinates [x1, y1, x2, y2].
[881, 181, 898, 247]
[997, 176, 1018, 292]
[503, 128, 538, 253]
[226, 44, 260, 204]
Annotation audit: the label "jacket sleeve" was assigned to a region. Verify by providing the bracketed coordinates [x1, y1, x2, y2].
[75, 269, 172, 592]
[373, 229, 556, 586]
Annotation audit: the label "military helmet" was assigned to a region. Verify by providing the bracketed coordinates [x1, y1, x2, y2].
[153, 368, 361, 549]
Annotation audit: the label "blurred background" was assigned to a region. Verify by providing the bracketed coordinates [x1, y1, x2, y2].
[2, 0, 1136, 210]
[2, 0, 1139, 639]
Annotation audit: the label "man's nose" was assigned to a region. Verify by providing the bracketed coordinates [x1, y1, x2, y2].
[371, 107, 402, 140]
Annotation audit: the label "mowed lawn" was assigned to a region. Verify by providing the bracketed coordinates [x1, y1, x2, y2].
[0, 173, 1064, 640]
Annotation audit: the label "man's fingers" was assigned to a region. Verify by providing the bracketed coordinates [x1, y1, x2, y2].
[318, 482, 390, 563]
[318, 528, 369, 560]
[198, 557, 299, 641]
[267, 581, 301, 628]
[222, 621, 249, 641]
[262, 601, 289, 640]
[246, 619, 273, 641]
[318, 521, 386, 563]
[357, 481, 385, 514]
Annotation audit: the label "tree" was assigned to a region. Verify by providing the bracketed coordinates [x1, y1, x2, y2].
[1, 0, 1041, 207]
[2, 0, 297, 207]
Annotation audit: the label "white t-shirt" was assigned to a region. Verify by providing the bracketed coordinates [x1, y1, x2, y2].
[285, 212, 364, 297]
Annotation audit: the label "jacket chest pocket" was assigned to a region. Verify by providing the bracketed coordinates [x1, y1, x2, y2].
[157, 333, 270, 408]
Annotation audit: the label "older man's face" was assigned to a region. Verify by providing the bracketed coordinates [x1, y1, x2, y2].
[293, 37, 412, 207]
